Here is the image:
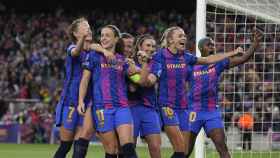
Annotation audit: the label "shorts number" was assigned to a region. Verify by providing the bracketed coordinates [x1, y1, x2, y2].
[189, 112, 196, 122]
[163, 107, 174, 119]
[67, 106, 75, 121]
[96, 109, 105, 127]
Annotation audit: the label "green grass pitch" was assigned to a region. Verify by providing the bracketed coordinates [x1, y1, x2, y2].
[0, 143, 280, 158]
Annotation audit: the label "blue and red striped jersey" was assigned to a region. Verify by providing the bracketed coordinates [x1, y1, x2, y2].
[187, 58, 230, 111]
[151, 48, 197, 109]
[83, 52, 130, 109]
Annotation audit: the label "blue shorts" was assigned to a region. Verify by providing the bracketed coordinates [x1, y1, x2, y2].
[187, 110, 224, 135]
[159, 107, 189, 131]
[131, 105, 161, 137]
[92, 107, 133, 133]
[55, 98, 83, 132]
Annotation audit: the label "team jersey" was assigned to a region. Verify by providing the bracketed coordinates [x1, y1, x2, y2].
[187, 58, 230, 111]
[82, 52, 130, 109]
[151, 48, 198, 109]
[127, 62, 161, 108]
[59, 44, 90, 106]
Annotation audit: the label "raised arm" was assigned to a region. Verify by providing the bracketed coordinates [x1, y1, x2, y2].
[228, 29, 263, 68]
[196, 49, 239, 65]
[78, 69, 91, 115]
[71, 36, 87, 57]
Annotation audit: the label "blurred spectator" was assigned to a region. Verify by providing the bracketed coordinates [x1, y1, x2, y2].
[0, 9, 196, 101]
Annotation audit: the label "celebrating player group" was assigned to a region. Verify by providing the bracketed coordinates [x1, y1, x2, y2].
[53, 17, 263, 158]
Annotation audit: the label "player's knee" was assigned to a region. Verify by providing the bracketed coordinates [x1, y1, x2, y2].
[174, 139, 185, 152]
[102, 140, 118, 154]
[215, 140, 228, 153]
[60, 127, 75, 140]
[148, 141, 161, 153]
[80, 128, 93, 140]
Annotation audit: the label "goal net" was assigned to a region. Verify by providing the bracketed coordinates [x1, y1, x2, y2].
[195, 0, 280, 157]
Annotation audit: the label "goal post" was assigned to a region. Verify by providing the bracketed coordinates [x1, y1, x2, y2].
[195, 1, 207, 158]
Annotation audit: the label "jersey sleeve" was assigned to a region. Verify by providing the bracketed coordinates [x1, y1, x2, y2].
[184, 52, 198, 65]
[150, 52, 162, 78]
[216, 58, 230, 73]
[82, 52, 95, 71]
[66, 44, 76, 56]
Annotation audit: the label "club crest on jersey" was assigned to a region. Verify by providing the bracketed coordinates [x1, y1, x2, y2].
[163, 107, 174, 119]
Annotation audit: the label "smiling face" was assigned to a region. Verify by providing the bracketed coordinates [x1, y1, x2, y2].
[123, 37, 134, 57]
[100, 27, 118, 50]
[138, 38, 156, 56]
[167, 28, 187, 52]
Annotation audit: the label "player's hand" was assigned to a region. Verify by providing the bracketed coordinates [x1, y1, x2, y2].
[126, 58, 139, 75]
[103, 50, 115, 61]
[89, 43, 116, 61]
[126, 58, 136, 66]
[88, 43, 101, 50]
[137, 51, 151, 63]
[234, 47, 245, 56]
[77, 102, 86, 116]
[252, 28, 263, 45]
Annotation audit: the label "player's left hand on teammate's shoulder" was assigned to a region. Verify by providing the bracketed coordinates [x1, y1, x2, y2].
[103, 50, 115, 61]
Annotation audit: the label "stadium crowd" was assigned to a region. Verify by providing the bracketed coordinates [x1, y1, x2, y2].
[0, 8, 279, 143]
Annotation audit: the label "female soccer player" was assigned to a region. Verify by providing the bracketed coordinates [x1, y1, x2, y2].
[78, 25, 144, 158]
[121, 32, 135, 58]
[185, 29, 262, 158]
[53, 17, 114, 158]
[53, 17, 92, 158]
[129, 34, 162, 158]
[149, 26, 242, 158]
